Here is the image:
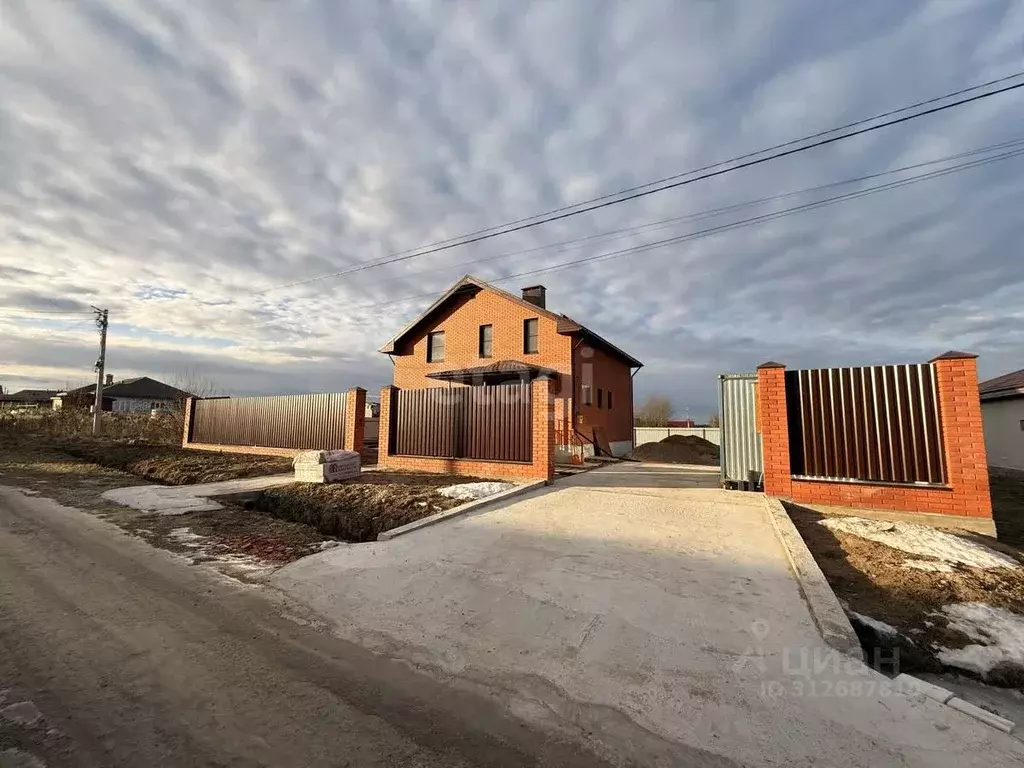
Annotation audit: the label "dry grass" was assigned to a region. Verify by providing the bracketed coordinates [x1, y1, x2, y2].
[256, 471, 493, 542]
[55, 439, 294, 485]
[0, 408, 182, 444]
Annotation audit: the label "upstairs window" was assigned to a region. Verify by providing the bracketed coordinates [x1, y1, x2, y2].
[581, 385, 593, 406]
[607, 390, 613, 410]
[427, 331, 445, 362]
[523, 318, 539, 354]
[479, 324, 493, 358]
[597, 388, 603, 408]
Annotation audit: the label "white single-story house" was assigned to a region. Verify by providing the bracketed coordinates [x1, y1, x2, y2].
[979, 367, 1024, 471]
[52, 376, 191, 413]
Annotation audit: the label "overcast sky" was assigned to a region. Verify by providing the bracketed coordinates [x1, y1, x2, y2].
[2, 0, 1022, 419]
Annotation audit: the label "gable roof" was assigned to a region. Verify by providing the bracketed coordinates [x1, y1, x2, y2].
[63, 376, 191, 400]
[0, 388, 59, 403]
[378, 275, 642, 368]
[979, 368, 1024, 401]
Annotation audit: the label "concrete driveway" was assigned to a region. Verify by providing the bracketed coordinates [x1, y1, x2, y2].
[272, 463, 1024, 767]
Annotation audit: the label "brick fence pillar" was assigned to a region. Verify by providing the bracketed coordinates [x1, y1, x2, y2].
[377, 385, 397, 470]
[343, 387, 367, 453]
[181, 397, 195, 447]
[531, 376, 555, 482]
[931, 351, 992, 518]
[757, 361, 792, 497]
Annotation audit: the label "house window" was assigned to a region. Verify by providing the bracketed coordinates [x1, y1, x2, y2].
[607, 390, 613, 410]
[581, 385, 593, 406]
[427, 331, 445, 362]
[523, 318, 539, 354]
[597, 388, 603, 408]
[1020, 419, 1024, 432]
[479, 324, 493, 358]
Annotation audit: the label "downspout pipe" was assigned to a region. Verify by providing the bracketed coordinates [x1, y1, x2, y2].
[630, 365, 643, 451]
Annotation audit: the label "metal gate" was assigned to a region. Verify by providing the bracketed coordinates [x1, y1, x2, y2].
[718, 373, 762, 486]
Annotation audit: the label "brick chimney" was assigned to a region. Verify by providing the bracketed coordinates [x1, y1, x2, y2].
[105, 374, 114, 386]
[521, 285, 546, 309]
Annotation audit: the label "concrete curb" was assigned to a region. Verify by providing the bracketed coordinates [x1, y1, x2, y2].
[895, 674, 1017, 734]
[377, 479, 549, 541]
[762, 496, 864, 660]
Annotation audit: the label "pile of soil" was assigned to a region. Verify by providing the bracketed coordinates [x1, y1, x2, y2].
[255, 471, 493, 542]
[787, 503, 1024, 686]
[57, 439, 294, 485]
[626, 434, 720, 465]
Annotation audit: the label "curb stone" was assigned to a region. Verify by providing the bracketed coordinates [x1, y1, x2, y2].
[762, 496, 864, 659]
[377, 479, 549, 540]
[895, 674, 1017, 735]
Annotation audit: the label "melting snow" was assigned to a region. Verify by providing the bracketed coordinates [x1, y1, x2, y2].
[903, 559, 956, 573]
[437, 482, 515, 501]
[819, 517, 1019, 570]
[936, 603, 1024, 676]
[168, 527, 206, 548]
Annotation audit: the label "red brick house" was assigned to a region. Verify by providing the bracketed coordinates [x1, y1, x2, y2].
[379, 275, 643, 458]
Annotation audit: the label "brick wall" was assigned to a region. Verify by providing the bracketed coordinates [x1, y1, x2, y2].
[574, 343, 634, 445]
[377, 378, 555, 482]
[758, 354, 992, 519]
[343, 387, 366, 452]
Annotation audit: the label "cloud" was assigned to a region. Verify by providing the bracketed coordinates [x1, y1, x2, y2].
[1, 0, 1022, 416]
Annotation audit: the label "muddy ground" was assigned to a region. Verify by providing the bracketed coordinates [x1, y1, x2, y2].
[256, 471, 495, 542]
[0, 436, 324, 576]
[787, 503, 1024, 687]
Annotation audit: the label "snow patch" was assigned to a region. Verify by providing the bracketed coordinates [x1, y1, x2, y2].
[903, 559, 955, 573]
[936, 603, 1024, 676]
[168, 527, 207, 548]
[819, 517, 1018, 570]
[436, 482, 515, 501]
[849, 611, 900, 637]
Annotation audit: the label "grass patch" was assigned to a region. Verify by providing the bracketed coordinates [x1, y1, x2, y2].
[255, 472, 494, 542]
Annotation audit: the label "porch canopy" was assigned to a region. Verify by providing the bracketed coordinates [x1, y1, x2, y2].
[426, 360, 559, 385]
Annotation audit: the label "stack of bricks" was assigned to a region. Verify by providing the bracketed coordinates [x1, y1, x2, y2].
[377, 378, 554, 482]
[757, 353, 992, 519]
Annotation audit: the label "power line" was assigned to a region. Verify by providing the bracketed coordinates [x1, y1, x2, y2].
[259, 72, 1024, 292]
[383, 136, 1024, 282]
[0, 308, 95, 316]
[348, 144, 1024, 311]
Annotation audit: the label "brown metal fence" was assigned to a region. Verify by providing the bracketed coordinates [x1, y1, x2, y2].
[785, 365, 946, 485]
[189, 393, 348, 450]
[391, 384, 532, 462]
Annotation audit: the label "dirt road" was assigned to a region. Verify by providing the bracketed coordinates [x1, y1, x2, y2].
[0, 486, 619, 768]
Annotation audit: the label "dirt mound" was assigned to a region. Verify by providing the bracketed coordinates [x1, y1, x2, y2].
[626, 435, 720, 465]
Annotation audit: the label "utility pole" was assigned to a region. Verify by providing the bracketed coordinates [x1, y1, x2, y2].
[91, 307, 108, 435]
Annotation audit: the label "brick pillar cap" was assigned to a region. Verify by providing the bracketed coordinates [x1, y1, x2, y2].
[347, 386, 367, 392]
[381, 384, 398, 389]
[930, 350, 978, 362]
[757, 361, 786, 369]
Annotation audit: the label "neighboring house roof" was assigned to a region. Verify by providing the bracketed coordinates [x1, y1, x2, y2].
[426, 360, 561, 383]
[979, 368, 1024, 401]
[61, 376, 192, 401]
[0, 388, 59, 403]
[378, 275, 643, 368]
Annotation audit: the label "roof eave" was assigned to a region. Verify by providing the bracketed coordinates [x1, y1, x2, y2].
[981, 387, 1024, 402]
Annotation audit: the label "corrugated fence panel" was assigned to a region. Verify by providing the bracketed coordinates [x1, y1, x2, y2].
[786, 364, 945, 485]
[392, 384, 531, 462]
[190, 393, 348, 449]
[719, 373, 762, 484]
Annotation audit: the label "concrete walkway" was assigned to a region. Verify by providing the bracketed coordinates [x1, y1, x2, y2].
[102, 474, 294, 515]
[272, 463, 1024, 766]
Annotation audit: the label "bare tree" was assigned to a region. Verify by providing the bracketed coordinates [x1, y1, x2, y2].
[634, 395, 674, 426]
[707, 413, 721, 428]
[165, 368, 225, 435]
